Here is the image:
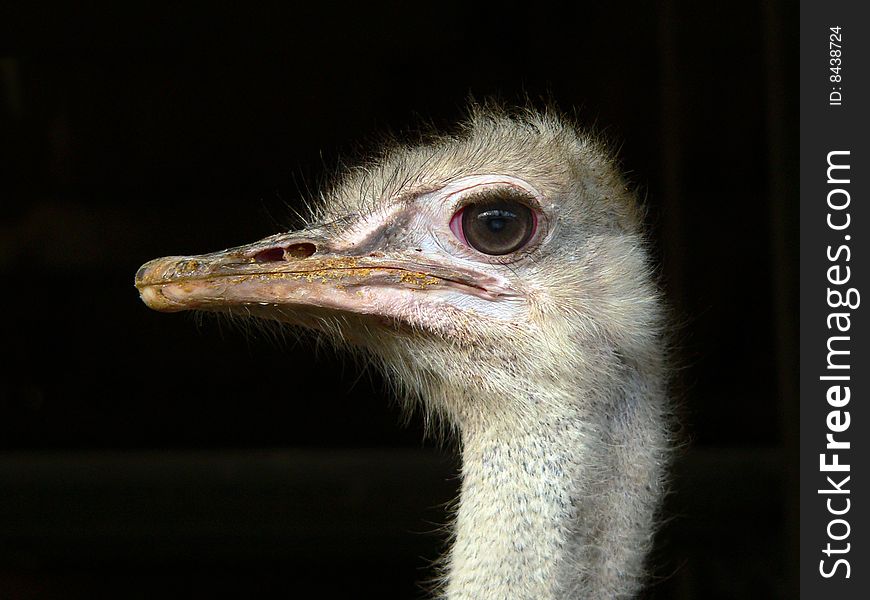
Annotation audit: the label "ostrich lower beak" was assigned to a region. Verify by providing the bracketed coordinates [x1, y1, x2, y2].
[135, 232, 509, 321]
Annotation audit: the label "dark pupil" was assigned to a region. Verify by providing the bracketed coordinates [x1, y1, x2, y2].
[462, 198, 534, 255]
[485, 213, 510, 232]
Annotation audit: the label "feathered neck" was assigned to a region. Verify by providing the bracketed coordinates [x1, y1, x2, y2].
[436, 357, 667, 600]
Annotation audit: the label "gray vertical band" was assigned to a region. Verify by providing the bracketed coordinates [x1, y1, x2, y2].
[800, 1, 868, 597]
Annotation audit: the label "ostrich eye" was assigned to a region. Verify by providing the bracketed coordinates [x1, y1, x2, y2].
[451, 196, 536, 255]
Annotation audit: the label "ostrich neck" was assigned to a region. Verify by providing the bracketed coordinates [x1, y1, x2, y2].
[445, 415, 583, 600]
[443, 380, 663, 600]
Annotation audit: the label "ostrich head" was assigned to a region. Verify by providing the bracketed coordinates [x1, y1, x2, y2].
[136, 108, 669, 600]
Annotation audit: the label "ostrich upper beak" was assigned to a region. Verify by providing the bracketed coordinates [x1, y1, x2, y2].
[135, 229, 512, 321]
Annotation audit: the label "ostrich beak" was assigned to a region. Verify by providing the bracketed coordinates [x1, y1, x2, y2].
[135, 230, 511, 321]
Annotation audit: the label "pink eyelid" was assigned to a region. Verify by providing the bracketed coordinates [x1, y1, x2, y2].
[449, 207, 467, 245]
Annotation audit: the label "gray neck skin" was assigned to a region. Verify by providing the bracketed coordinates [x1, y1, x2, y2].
[442, 376, 665, 600]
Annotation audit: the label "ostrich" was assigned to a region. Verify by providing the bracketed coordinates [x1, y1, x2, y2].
[135, 107, 670, 600]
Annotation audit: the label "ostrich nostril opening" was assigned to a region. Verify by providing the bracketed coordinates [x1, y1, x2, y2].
[253, 248, 286, 263]
[285, 243, 316, 259]
[253, 243, 317, 263]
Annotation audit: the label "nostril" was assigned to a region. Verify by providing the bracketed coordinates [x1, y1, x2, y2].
[253, 248, 286, 263]
[252, 243, 317, 263]
[285, 243, 316, 259]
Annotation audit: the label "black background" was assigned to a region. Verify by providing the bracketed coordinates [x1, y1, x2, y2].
[0, 2, 797, 598]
